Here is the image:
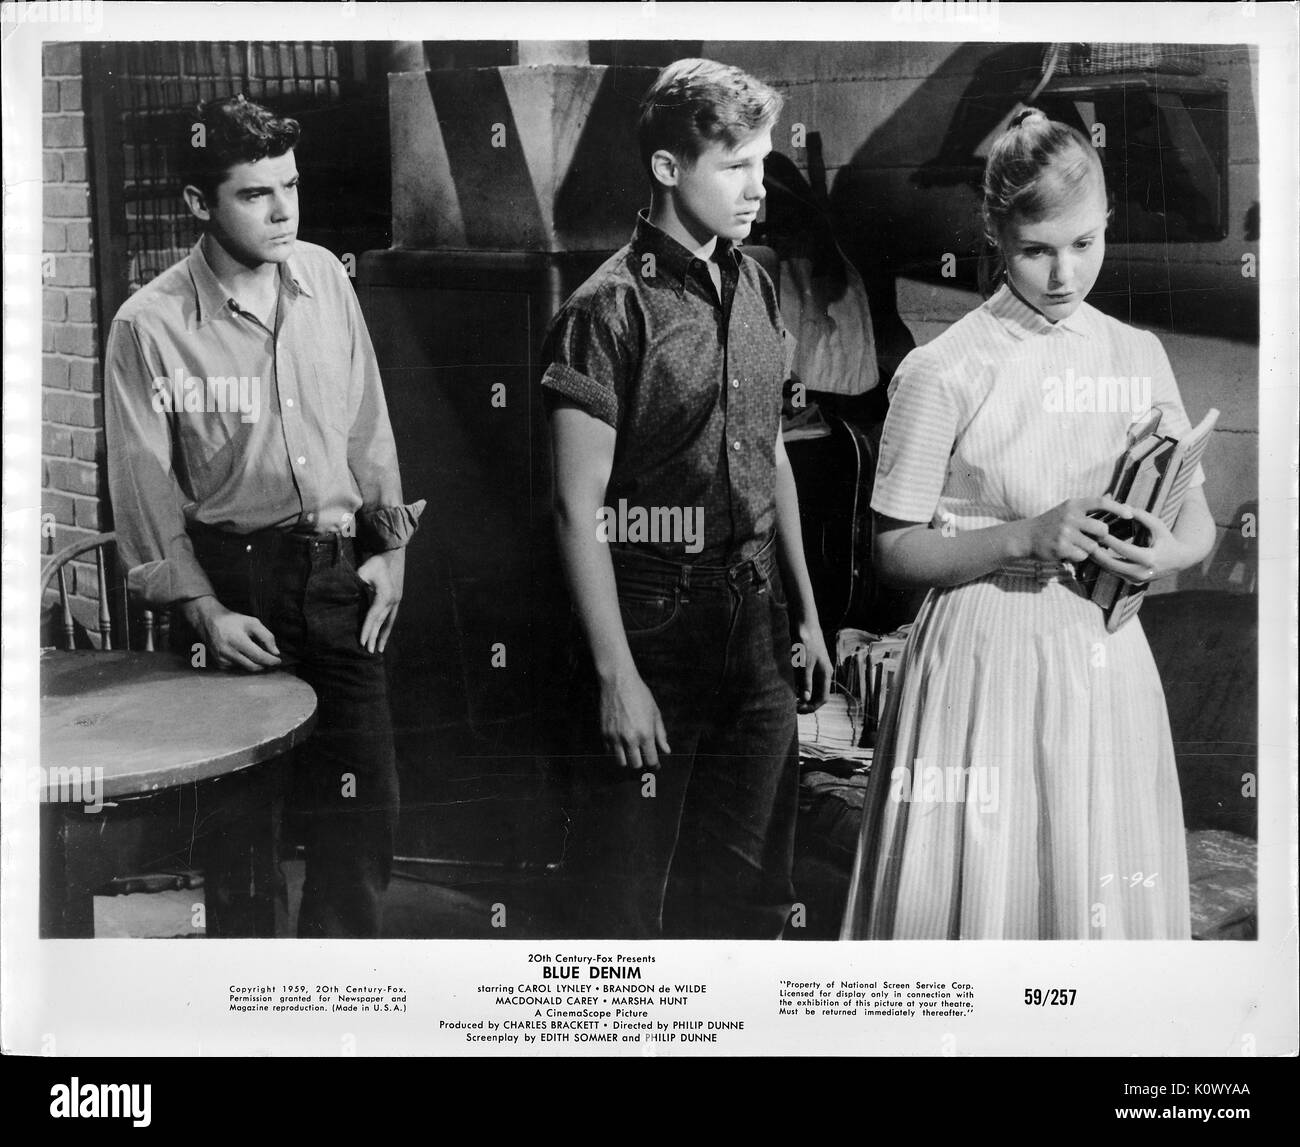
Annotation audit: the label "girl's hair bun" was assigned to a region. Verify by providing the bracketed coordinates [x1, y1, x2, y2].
[1010, 107, 1049, 130]
[979, 106, 1107, 296]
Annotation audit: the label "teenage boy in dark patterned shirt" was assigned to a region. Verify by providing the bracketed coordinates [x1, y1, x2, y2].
[541, 58, 832, 939]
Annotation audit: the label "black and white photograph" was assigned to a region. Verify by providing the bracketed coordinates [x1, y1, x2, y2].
[2, 0, 1295, 1070]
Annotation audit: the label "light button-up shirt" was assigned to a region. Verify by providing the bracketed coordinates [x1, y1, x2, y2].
[105, 238, 422, 606]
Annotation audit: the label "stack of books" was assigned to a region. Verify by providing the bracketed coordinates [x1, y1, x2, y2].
[795, 625, 915, 768]
[796, 691, 872, 765]
[1078, 407, 1218, 631]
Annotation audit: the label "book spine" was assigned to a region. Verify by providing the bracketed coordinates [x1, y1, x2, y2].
[1106, 584, 1148, 632]
[1093, 570, 1121, 611]
[1149, 408, 1218, 528]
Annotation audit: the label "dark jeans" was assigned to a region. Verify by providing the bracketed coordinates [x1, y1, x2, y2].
[564, 537, 800, 939]
[187, 524, 399, 939]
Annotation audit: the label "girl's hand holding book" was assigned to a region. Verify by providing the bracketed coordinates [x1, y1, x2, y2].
[1017, 494, 1134, 566]
[1095, 504, 1202, 585]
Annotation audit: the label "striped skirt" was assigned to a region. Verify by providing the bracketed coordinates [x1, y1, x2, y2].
[842, 566, 1191, 940]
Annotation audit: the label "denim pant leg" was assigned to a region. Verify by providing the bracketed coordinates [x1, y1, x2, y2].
[289, 543, 399, 939]
[663, 573, 800, 939]
[189, 530, 398, 939]
[562, 570, 717, 940]
[563, 743, 704, 940]
[563, 549, 798, 940]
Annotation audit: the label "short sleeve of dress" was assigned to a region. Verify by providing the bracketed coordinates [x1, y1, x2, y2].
[539, 296, 632, 431]
[871, 349, 962, 524]
[1144, 330, 1206, 489]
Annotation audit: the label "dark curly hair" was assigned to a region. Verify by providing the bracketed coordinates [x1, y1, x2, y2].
[178, 93, 300, 200]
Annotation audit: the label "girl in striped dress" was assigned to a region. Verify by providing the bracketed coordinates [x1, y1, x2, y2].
[842, 110, 1216, 940]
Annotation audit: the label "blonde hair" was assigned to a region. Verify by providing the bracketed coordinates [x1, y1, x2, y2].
[979, 108, 1108, 293]
[637, 58, 782, 178]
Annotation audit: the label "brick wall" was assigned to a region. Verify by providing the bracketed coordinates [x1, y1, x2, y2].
[38, 40, 367, 633]
[42, 41, 108, 613]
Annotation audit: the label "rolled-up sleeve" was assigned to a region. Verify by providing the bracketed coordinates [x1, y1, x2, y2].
[356, 499, 426, 553]
[104, 318, 216, 607]
[539, 297, 630, 430]
[340, 266, 424, 551]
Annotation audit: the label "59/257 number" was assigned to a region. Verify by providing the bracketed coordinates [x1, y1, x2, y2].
[1024, 988, 1078, 1006]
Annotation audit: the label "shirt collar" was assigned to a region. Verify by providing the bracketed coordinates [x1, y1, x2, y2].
[986, 280, 1094, 341]
[631, 209, 741, 296]
[186, 237, 313, 326]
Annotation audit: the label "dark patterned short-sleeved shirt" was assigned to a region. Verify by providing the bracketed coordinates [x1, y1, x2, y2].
[541, 210, 789, 564]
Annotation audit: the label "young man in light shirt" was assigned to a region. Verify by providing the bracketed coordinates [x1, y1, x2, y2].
[105, 95, 423, 938]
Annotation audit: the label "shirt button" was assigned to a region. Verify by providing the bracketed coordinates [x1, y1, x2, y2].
[296, 456, 306, 466]
[285, 398, 294, 407]
[731, 378, 740, 389]
[244, 544, 253, 553]
[732, 440, 742, 452]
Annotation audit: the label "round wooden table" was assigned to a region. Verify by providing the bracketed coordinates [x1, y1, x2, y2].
[40, 649, 318, 937]
[42, 649, 318, 798]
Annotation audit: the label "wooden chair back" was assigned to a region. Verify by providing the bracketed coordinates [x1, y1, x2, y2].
[39, 532, 163, 651]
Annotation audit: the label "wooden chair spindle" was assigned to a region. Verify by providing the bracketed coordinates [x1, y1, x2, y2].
[58, 566, 75, 650]
[96, 546, 113, 651]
